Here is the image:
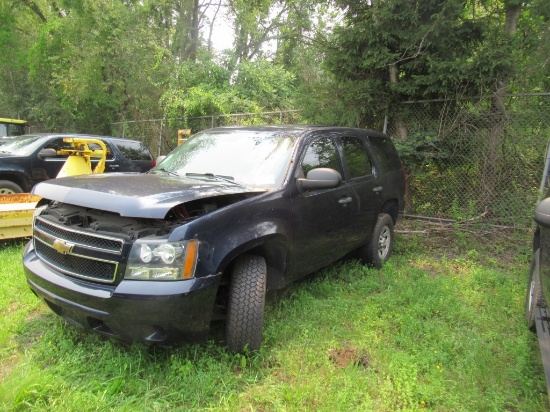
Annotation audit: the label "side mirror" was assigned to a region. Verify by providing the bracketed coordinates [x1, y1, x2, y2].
[38, 148, 57, 159]
[535, 197, 550, 228]
[298, 167, 342, 191]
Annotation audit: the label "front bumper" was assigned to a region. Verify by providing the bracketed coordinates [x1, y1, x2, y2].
[23, 242, 221, 345]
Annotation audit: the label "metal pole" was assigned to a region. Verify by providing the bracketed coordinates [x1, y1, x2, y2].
[383, 115, 388, 134]
[158, 120, 163, 158]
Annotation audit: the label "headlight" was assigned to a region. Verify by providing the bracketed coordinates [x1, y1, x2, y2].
[124, 239, 198, 281]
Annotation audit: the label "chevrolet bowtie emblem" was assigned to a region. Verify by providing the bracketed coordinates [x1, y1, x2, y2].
[53, 239, 75, 254]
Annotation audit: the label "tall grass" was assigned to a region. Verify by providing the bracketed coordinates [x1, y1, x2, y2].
[0, 225, 548, 411]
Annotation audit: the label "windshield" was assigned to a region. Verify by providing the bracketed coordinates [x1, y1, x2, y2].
[151, 129, 298, 188]
[0, 123, 25, 138]
[0, 135, 45, 155]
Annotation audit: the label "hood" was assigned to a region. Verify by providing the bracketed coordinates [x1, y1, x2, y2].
[32, 173, 266, 218]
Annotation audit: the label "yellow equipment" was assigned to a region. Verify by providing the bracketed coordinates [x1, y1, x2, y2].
[0, 194, 41, 239]
[0, 137, 108, 240]
[56, 137, 107, 177]
[0, 118, 28, 138]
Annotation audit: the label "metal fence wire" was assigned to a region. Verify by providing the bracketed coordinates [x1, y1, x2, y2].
[386, 93, 550, 228]
[112, 94, 549, 228]
[111, 110, 301, 159]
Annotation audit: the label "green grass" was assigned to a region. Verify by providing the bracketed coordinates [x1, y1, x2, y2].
[0, 224, 548, 411]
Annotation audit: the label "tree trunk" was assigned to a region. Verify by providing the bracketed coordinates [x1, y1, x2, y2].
[479, 2, 521, 212]
[389, 63, 408, 139]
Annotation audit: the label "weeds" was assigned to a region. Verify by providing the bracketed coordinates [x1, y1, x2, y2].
[0, 225, 548, 411]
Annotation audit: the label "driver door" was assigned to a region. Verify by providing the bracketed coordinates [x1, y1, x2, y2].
[290, 134, 359, 279]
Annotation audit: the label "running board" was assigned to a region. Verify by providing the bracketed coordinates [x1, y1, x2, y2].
[535, 307, 550, 397]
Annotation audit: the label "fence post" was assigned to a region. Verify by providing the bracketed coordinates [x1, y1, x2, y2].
[159, 119, 163, 158]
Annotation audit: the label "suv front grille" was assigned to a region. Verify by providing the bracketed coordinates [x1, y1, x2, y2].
[35, 241, 117, 281]
[35, 219, 123, 253]
[33, 216, 125, 284]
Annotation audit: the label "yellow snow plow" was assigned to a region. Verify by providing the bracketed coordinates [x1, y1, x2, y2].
[0, 137, 107, 240]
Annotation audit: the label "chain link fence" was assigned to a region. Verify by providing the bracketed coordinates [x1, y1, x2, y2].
[112, 94, 548, 229]
[385, 93, 550, 228]
[111, 110, 301, 158]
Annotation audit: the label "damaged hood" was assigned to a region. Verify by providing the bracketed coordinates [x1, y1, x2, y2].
[32, 173, 266, 218]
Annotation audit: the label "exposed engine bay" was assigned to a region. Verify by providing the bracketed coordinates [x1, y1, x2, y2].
[36, 193, 255, 241]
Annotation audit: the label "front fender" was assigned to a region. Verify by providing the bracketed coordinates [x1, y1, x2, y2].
[171, 191, 294, 288]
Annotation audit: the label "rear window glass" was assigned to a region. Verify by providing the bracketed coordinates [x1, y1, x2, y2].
[114, 141, 152, 160]
[368, 136, 401, 171]
[341, 136, 373, 179]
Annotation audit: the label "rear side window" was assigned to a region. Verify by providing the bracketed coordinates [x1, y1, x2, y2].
[340, 136, 373, 179]
[368, 136, 401, 172]
[114, 141, 152, 160]
[87, 142, 114, 160]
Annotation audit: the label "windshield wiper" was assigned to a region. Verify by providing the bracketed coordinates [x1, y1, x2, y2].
[185, 172, 245, 187]
[153, 167, 180, 176]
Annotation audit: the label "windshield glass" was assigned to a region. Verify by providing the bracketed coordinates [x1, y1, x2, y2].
[0, 123, 25, 138]
[152, 129, 298, 188]
[0, 135, 44, 155]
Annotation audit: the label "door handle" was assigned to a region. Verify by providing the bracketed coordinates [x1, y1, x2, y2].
[338, 196, 353, 204]
[109, 164, 120, 168]
[373, 186, 383, 193]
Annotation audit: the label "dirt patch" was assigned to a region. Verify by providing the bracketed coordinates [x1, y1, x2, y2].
[328, 345, 370, 368]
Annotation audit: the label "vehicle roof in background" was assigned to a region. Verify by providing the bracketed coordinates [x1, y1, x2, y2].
[0, 118, 28, 125]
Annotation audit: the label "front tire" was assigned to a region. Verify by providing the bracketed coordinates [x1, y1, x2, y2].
[226, 254, 267, 352]
[526, 249, 545, 331]
[0, 180, 23, 194]
[360, 213, 394, 268]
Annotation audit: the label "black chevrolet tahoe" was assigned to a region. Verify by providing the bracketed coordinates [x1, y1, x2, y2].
[23, 125, 405, 352]
[0, 133, 155, 194]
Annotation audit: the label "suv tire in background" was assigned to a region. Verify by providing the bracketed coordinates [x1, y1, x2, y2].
[526, 249, 545, 330]
[0, 180, 23, 194]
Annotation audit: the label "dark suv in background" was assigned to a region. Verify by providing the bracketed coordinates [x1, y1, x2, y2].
[526, 194, 550, 396]
[23, 125, 405, 352]
[0, 134, 155, 193]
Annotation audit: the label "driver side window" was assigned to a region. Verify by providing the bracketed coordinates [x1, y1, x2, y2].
[301, 136, 343, 177]
[43, 138, 74, 158]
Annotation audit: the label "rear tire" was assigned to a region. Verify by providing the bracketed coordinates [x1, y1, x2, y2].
[0, 180, 23, 194]
[359, 213, 394, 268]
[226, 254, 267, 352]
[526, 249, 546, 331]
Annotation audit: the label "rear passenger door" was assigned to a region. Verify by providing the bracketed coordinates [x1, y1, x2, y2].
[337, 134, 381, 245]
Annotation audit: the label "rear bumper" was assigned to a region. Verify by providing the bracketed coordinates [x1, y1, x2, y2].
[23, 243, 221, 345]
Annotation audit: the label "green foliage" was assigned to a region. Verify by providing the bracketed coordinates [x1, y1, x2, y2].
[161, 59, 296, 126]
[295, 0, 549, 128]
